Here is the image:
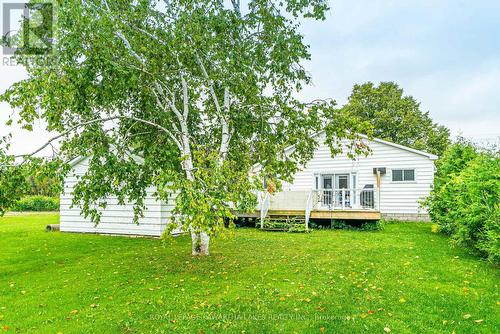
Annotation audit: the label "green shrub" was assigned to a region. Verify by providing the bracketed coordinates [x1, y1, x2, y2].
[261, 219, 310, 233]
[262, 220, 289, 230]
[425, 140, 500, 262]
[11, 196, 60, 212]
[426, 139, 479, 235]
[452, 154, 500, 261]
[331, 219, 383, 231]
[287, 224, 309, 233]
[360, 220, 384, 231]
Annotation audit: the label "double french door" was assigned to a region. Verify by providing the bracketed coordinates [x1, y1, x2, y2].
[320, 174, 353, 208]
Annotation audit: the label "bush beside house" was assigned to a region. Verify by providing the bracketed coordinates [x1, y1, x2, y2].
[11, 196, 60, 212]
[426, 140, 500, 262]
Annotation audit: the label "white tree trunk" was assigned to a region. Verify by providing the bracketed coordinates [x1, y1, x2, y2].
[219, 88, 231, 160]
[176, 79, 211, 256]
[154, 76, 214, 256]
[191, 230, 210, 256]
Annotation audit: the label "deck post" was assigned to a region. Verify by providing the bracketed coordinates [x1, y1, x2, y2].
[376, 171, 381, 211]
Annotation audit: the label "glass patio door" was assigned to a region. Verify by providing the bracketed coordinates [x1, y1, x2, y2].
[321, 174, 351, 207]
[334, 174, 350, 207]
[322, 175, 333, 206]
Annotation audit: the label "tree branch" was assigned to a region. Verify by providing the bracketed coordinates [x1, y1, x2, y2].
[115, 30, 146, 64]
[195, 53, 222, 115]
[152, 80, 194, 180]
[84, 0, 146, 65]
[153, 82, 184, 123]
[231, 0, 241, 16]
[194, 52, 233, 160]
[15, 115, 183, 159]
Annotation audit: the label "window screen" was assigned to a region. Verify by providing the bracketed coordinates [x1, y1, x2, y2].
[404, 169, 415, 181]
[392, 169, 415, 181]
[392, 169, 403, 181]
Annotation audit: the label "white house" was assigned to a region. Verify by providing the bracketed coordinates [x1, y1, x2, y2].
[251, 132, 437, 222]
[60, 134, 436, 236]
[59, 156, 176, 237]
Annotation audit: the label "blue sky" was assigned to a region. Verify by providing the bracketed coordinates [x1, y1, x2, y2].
[1, 0, 499, 155]
[298, 0, 500, 142]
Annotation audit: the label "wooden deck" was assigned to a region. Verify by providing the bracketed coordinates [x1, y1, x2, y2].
[238, 209, 381, 221]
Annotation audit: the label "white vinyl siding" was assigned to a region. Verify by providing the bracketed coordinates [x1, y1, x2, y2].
[60, 157, 176, 236]
[281, 134, 435, 215]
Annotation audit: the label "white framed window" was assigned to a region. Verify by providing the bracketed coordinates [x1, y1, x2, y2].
[392, 169, 415, 182]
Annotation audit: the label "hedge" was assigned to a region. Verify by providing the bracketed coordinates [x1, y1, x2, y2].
[11, 196, 60, 212]
[425, 140, 500, 262]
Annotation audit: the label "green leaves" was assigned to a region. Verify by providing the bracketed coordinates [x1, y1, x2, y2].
[0, 151, 63, 215]
[164, 151, 256, 238]
[426, 140, 500, 262]
[0, 157, 27, 216]
[0, 1, 366, 254]
[340, 81, 450, 156]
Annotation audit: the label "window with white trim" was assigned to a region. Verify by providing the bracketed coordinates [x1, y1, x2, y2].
[392, 169, 415, 182]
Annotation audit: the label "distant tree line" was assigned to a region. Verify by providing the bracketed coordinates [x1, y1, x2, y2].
[25, 173, 59, 197]
[0, 155, 61, 214]
[20, 158, 60, 197]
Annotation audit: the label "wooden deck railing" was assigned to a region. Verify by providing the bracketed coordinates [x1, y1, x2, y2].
[259, 191, 270, 228]
[257, 188, 379, 212]
[317, 188, 378, 210]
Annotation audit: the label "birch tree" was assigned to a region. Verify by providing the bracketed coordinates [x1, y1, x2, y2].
[1, 0, 369, 255]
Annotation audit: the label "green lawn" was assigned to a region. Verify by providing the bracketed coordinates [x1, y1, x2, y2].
[0, 214, 498, 333]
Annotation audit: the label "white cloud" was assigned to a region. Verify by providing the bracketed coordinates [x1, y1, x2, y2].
[297, 0, 500, 144]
